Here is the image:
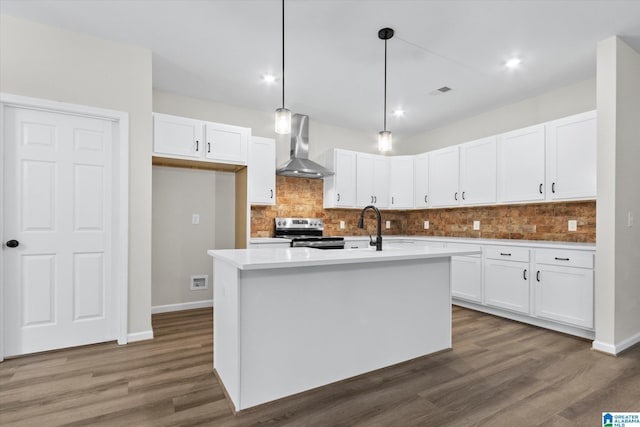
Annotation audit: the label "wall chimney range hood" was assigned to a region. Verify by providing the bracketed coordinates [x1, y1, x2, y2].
[276, 114, 334, 178]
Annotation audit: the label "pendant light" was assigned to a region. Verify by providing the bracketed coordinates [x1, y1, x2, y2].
[378, 27, 394, 152]
[275, 0, 291, 134]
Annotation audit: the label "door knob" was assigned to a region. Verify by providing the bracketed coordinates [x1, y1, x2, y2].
[6, 240, 19, 248]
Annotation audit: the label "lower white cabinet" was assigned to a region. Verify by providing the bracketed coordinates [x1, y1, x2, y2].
[533, 250, 594, 329]
[451, 255, 482, 303]
[484, 258, 530, 314]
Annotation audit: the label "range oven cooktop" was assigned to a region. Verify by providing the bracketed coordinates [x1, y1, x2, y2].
[274, 217, 345, 250]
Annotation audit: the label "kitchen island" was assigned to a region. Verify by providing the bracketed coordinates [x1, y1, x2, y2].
[208, 244, 481, 411]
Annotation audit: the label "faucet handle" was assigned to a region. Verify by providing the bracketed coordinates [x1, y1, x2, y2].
[368, 235, 376, 246]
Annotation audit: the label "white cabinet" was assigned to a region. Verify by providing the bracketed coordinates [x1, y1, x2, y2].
[451, 255, 482, 303]
[204, 122, 249, 165]
[153, 113, 249, 165]
[248, 137, 276, 205]
[153, 113, 203, 159]
[414, 153, 430, 208]
[545, 111, 597, 201]
[344, 239, 371, 249]
[497, 124, 545, 203]
[428, 146, 460, 207]
[459, 137, 497, 205]
[356, 153, 389, 208]
[533, 249, 594, 329]
[323, 149, 357, 208]
[388, 156, 415, 209]
[484, 247, 530, 314]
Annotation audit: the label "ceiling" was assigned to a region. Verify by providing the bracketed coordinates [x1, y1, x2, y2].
[2, 0, 640, 141]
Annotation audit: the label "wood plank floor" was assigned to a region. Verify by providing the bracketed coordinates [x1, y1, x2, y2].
[1, 306, 639, 426]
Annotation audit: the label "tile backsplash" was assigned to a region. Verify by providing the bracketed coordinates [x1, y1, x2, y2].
[251, 176, 596, 243]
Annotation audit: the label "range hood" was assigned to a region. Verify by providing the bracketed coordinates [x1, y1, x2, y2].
[276, 114, 334, 178]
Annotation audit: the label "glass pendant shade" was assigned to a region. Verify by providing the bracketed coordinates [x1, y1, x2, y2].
[378, 130, 392, 152]
[275, 107, 291, 134]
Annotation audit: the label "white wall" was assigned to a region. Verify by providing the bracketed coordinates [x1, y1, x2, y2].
[0, 15, 153, 336]
[595, 36, 640, 353]
[152, 166, 235, 308]
[153, 90, 376, 167]
[397, 78, 596, 154]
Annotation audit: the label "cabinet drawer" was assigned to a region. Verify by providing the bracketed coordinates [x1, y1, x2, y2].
[535, 249, 593, 269]
[485, 246, 529, 262]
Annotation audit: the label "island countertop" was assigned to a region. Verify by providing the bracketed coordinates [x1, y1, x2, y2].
[207, 244, 481, 271]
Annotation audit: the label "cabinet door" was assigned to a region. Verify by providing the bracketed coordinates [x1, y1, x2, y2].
[534, 264, 593, 329]
[204, 122, 249, 164]
[356, 153, 375, 206]
[248, 137, 276, 205]
[451, 255, 482, 302]
[484, 259, 530, 314]
[546, 111, 597, 201]
[414, 153, 429, 208]
[389, 156, 415, 208]
[324, 149, 357, 208]
[460, 137, 497, 205]
[497, 124, 545, 203]
[153, 113, 203, 159]
[428, 146, 460, 207]
[373, 155, 389, 208]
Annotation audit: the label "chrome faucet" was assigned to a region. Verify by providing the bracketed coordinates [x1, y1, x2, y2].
[357, 205, 383, 251]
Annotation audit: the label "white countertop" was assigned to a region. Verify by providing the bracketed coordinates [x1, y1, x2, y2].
[208, 245, 481, 271]
[248, 237, 291, 244]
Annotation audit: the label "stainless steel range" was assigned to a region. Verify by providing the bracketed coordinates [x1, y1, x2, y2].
[275, 217, 345, 250]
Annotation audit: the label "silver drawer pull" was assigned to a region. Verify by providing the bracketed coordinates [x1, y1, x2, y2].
[554, 257, 570, 261]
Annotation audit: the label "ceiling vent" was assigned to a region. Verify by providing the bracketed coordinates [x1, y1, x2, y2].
[430, 86, 453, 96]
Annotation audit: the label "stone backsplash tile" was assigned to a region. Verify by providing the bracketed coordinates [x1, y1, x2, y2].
[250, 176, 596, 243]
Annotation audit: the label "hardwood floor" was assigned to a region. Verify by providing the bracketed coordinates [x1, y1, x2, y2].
[1, 306, 639, 426]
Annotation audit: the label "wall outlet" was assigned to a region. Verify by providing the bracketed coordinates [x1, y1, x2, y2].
[424, 220, 430, 230]
[385, 220, 391, 229]
[473, 220, 480, 230]
[568, 220, 577, 231]
[339, 220, 345, 229]
[190, 275, 208, 290]
[192, 214, 200, 225]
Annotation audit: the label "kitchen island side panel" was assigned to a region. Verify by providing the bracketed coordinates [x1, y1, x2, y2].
[237, 258, 451, 410]
[213, 259, 241, 406]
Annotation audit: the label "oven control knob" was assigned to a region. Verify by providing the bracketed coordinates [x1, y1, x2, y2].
[277, 221, 281, 226]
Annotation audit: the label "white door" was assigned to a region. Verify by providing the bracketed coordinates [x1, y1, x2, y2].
[3, 106, 116, 357]
[429, 146, 460, 207]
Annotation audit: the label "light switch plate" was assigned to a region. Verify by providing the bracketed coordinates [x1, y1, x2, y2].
[568, 220, 577, 231]
[192, 214, 200, 225]
[385, 220, 391, 229]
[424, 220, 430, 229]
[473, 220, 480, 230]
[339, 220, 345, 229]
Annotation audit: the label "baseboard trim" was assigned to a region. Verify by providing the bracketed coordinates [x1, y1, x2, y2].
[151, 299, 214, 314]
[127, 330, 154, 343]
[591, 340, 617, 355]
[592, 331, 640, 356]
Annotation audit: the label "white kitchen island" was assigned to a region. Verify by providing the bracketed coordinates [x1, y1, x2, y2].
[207, 244, 481, 411]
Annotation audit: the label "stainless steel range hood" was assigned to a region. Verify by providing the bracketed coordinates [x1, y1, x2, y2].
[276, 114, 334, 178]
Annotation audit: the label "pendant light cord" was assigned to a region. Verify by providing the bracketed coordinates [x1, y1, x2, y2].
[282, 0, 285, 109]
[383, 38, 387, 132]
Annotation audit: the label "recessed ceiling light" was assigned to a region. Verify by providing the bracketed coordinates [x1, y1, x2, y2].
[263, 74, 276, 83]
[505, 58, 521, 68]
[392, 109, 405, 117]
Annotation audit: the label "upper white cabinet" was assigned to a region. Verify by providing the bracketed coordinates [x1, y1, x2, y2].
[429, 146, 460, 207]
[153, 113, 203, 159]
[204, 122, 249, 165]
[153, 113, 249, 165]
[356, 153, 389, 208]
[459, 137, 497, 205]
[545, 111, 597, 201]
[324, 149, 357, 208]
[414, 153, 430, 208]
[248, 137, 276, 205]
[497, 124, 546, 204]
[388, 156, 415, 209]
